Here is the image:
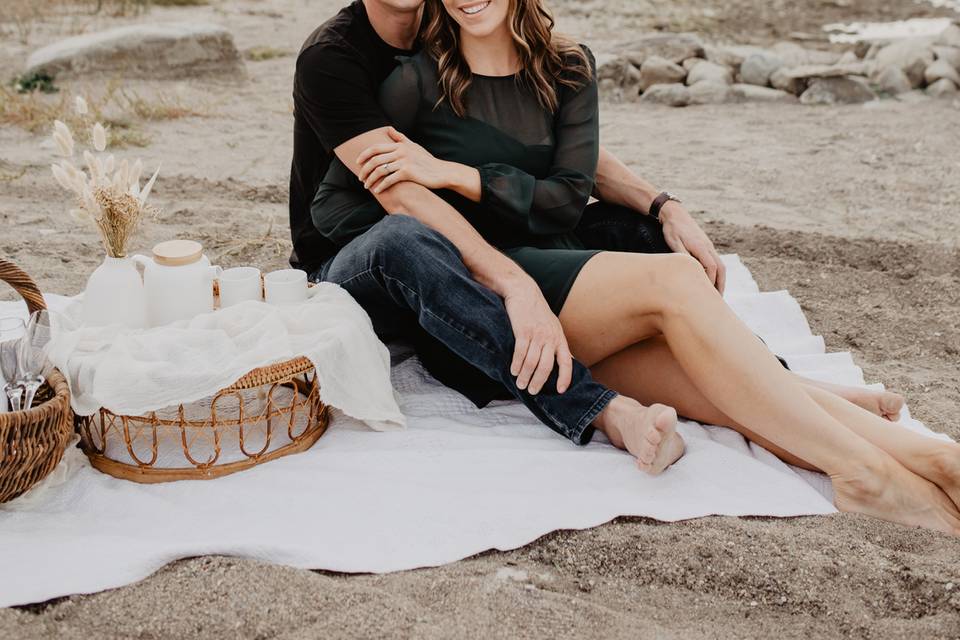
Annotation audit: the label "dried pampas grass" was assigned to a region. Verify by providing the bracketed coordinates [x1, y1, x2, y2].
[49, 100, 160, 258]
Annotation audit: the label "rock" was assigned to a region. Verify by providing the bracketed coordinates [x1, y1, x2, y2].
[781, 62, 869, 80]
[740, 51, 785, 86]
[638, 56, 687, 91]
[596, 54, 628, 84]
[686, 60, 733, 86]
[682, 58, 700, 71]
[770, 67, 804, 95]
[853, 41, 872, 60]
[771, 42, 842, 66]
[731, 84, 797, 103]
[704, 44, 765, 68]
[864, 42, 884, 61]
[935, 24, 960, 49]
[620, 33, 705, 66]
[896, 89, 932, 104]
[688, 82, 732, 104]
[639, 83, 690, 107]
[933, 46, 960, 72]
[874, 66, 912, 95]
[924, 59, 960, 85]
[25, 22, 244, 80]
[874, 38, 936, 88]
[927, 77, 959, 97]
[799, 76, 877, 105]
[598, 77, 621, 100]
[624, 63, 642, 86]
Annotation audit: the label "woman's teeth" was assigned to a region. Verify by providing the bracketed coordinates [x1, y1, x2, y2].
[461, 1, 490, 15]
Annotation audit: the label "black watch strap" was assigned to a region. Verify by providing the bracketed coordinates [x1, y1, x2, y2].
[649, 191, 681, 221]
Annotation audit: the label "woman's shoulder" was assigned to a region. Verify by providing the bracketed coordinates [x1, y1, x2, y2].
[559, 42, 597, 80]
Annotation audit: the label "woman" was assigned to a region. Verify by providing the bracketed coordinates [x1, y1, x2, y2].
[334, 0, 960, 535]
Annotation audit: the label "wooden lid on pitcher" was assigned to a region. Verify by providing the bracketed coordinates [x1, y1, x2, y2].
[152, 240, 203, 267]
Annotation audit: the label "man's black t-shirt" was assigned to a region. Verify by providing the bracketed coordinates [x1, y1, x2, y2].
[289, 0, 414, 273]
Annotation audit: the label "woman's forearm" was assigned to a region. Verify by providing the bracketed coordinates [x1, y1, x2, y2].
[594, 146, 659, 214]
[441, 161, 482, 202]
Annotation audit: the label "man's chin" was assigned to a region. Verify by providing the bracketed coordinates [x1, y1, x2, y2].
[374, 0, 426, 13]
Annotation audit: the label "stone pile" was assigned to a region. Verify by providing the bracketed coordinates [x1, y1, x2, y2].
[598, 23, 960, 106]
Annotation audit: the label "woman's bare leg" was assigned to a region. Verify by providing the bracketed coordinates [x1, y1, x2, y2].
[563, 252, 960, 534]
[799, 384, 960, 510]
[590, 335, 819, 471]
[591, 334, 960, 505]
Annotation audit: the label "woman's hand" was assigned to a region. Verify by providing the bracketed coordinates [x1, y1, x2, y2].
[357, 127, 449, 194]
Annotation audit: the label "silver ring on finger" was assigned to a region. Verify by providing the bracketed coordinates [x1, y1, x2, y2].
[384, 162, 394, 174]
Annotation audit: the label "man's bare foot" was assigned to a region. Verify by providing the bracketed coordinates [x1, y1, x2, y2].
[594, 396, 684, 474]
[832, 455, 960, 536]
[804, 378, 905, 421]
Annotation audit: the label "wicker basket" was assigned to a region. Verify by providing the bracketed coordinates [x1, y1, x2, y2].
[0, 259, 74, 504]
[75, 355, 330, 483]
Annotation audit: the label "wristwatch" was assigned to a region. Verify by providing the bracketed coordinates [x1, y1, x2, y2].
[649, 191, 681, 222]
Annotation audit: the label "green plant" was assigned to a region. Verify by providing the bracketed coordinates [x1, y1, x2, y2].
[12, 72, 58, 94]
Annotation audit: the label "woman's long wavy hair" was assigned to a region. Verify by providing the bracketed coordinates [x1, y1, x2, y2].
[422, 0, 592, 117]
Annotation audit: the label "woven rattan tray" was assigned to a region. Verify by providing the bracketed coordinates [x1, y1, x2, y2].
[75, 356, 329, 483]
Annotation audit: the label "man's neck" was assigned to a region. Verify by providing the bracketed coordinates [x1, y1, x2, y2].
[362, 0, 422, 50]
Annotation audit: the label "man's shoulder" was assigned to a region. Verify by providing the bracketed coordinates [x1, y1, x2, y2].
[296, 1, 366, 67]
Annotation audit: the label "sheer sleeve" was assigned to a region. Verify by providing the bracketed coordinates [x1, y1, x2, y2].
[377, 57, 422, 134]
[477, 46, 599, 235]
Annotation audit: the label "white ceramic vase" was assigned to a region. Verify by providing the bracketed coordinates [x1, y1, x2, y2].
[81, 256, 148, 329]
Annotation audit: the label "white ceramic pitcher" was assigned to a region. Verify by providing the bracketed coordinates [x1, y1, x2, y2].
[132, 240, 221, 327]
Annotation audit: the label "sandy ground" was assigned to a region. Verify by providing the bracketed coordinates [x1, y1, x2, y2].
[2, 0, 960, 637]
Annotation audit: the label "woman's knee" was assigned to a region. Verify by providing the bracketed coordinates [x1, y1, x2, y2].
[627, 253, 713, 316]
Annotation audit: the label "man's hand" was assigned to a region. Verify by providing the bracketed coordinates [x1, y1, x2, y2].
[501, 275, 573, 396]
[659, 201, 726, 293]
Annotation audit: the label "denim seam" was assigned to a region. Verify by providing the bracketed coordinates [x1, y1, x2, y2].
[572, 389, 618, 444]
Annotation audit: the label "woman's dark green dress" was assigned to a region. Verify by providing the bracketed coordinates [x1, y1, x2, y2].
[312, 47, 602, 314]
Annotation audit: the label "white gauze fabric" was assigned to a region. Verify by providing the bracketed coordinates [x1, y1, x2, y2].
[44, 282, 406, 431]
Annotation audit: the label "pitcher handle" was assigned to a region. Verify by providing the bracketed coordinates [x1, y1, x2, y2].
[130, 254, 150, 282]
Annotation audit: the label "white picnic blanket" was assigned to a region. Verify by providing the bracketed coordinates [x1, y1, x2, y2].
[0, 255, 949, 607]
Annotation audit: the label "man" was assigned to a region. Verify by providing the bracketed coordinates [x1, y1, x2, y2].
[288, 0, 723, 463]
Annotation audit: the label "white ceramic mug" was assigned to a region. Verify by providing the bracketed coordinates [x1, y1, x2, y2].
[264, 269, 308, 306]
[219, 267, 262, 308]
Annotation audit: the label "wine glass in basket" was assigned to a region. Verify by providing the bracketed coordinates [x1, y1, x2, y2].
[0, 317, 26, 412]
[16, 310, 53, 411]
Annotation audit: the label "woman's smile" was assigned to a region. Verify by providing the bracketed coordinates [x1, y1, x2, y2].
[459, 0, 490, 15]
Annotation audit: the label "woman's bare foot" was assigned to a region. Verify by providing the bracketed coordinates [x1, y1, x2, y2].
[832, 455, 960, 536]
[804, 379, 905, 421]
[594, 396, 684, 474]
[914, 442, 960, 512]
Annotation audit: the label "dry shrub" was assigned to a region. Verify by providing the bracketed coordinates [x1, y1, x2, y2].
[244, 46, 292, 62]
[0, 81, 209, 147]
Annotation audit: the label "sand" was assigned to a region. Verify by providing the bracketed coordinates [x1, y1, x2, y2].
[1, 0, 960, 637]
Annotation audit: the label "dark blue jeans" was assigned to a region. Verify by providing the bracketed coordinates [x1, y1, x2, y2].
[313, 214, 617, 445]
